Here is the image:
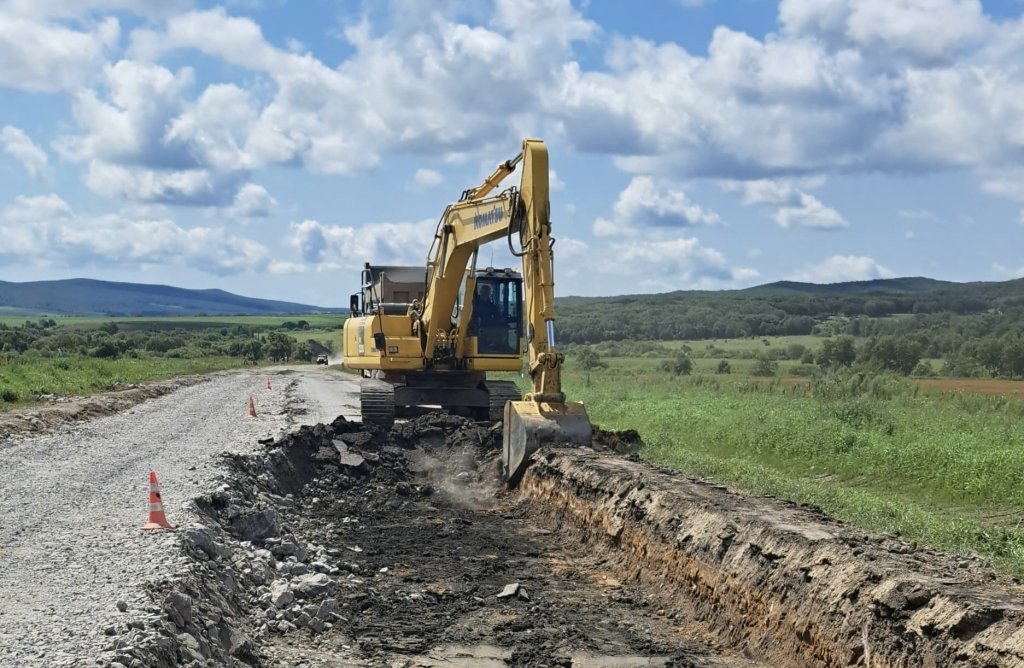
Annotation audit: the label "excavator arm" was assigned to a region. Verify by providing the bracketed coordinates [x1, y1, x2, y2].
[416, 138, 591, 485]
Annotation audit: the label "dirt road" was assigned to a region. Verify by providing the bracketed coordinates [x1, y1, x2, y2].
[0, 367, 358, 667]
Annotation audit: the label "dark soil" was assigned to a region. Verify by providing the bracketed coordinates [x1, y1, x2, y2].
[260, 414, 759, 668]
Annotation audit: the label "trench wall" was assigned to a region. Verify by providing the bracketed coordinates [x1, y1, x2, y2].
[519, 449, 1024, 668]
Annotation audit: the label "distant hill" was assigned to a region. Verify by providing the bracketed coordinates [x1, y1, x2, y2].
[741, 276, 962, 296]
[556, 276, 1024, 343]
[0, 278, 340, 316]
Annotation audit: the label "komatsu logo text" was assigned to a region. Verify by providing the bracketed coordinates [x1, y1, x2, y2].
[471, 206, 505, 229]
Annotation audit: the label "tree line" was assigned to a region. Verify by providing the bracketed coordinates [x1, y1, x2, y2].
[572, 331, 1024, 380]
[0, 319, 326, 364]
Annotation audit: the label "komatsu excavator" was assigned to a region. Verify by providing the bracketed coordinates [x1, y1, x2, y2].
[342, 138, 591, 484]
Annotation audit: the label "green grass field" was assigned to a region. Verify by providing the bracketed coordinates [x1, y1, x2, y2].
[0, 313, 347, 328]
[566, 358, 1024, 576]
[0, 314, 347, 407]
[0, 356, 247, 405]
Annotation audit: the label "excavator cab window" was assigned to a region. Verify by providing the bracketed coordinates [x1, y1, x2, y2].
[470, 276, 522, 355]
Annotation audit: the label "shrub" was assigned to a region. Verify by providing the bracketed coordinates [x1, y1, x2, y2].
[716, 360, 731, 374]
[910, 360, 935, 377]
[751, 355, 778, 377]
[661, 352, 693, 376]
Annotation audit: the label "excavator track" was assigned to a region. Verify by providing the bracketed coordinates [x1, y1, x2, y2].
[360, 378, 396, 429]
[486, 380, 522, 421]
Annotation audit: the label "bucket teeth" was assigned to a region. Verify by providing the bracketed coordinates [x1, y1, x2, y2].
[502, 400, 591, 487]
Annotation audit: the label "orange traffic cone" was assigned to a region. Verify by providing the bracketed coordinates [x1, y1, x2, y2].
[248, 394, 257, 418]
[266, 377, 272, 390]
[142, 471, 173, 531]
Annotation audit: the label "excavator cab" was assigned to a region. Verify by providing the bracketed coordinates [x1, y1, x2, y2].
[469, 269, 522, 355]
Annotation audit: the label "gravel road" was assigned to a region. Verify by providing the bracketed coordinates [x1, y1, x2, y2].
[0, 367, 359, 667]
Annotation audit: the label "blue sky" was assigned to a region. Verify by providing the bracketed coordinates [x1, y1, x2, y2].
[1, 0, 1024, 307]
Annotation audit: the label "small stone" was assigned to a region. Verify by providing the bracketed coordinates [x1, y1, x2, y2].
[394, 482, 413, 496]
[316, 600, 336, 619]
[293, 573, 334, 598]
[308, 617, 326, 634]
[116, 601, 128, 613]
[270, 580, 295, 609]
[162, 592, 192, 629]
[232, 507, 283, 543]
[496, 583, 520, 599]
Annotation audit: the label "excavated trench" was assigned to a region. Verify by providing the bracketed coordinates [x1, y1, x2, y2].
[98, 415, 1024, 668]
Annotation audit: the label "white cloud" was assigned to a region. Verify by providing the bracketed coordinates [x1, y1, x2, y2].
[54, 60, 265, 206]
[721, 176, 825, 207]
[84, 162, 239, 206]
[128, 2, 597, 176]
[166, 83, 258, 172]
[413, 168, 444, 188]
[981, 171, 1024, 203]
[992, 263, 1024, 279]
[779, 0, 988, 65]
[773, 193, 847, 229]
[3, 1, 191, 20]
[268, 260, 305, 275]
[789, 255, 894, 283]
[556, 3, 1024, 185]
[603, 237, 758, 290]
[720, 176, 844, 229]
[1, 126, 51, 181]
[17, 0, 1024, 242]
[227, 183, 276, 219]
[287, 219, 435, 269]
[549, 168, 566, 191]
[1019, 210, 1024, 226]
[593, 176, 720, 236]
[0, 12, 119, 92]
[0, 194, 270, 275]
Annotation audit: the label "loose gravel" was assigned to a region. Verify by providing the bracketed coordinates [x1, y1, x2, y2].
[0, 368, 356, 668]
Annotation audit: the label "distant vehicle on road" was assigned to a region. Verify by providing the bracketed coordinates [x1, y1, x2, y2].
[316, 354, 329, 365]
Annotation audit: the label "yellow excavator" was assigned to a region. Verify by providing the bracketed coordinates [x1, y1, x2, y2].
[342, 138, 591, 484]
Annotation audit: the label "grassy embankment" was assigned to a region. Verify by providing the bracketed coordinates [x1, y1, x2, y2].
[564, 357, 1024, 576]
[0, 356, 244, 404]
[0, 314, 347, 408]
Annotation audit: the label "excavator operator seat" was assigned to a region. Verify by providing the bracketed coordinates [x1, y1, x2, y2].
[470, 268, 522, 355]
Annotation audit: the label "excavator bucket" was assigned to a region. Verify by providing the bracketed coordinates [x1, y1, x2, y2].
[502, 400, 591, 486]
